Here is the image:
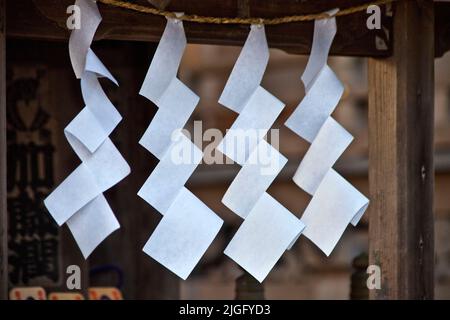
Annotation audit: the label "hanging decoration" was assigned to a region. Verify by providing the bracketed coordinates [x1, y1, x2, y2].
[42, 0, 372, 279]
[44, 0, 130, 258]
[137, 17, 223, 280]
[284, 10, 369, 256]
[216, 25, 305, 282]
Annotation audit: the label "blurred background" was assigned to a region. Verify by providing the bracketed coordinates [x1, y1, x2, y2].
[6, 38, 450, 299]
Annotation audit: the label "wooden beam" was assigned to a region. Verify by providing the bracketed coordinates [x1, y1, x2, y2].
[7, 0, 393, 57]
[368, 0, 434, 299]
[6, 0, 450, 57]
[0, 0, 7, 300]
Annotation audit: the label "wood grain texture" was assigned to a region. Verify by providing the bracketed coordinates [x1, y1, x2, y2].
[6, 0, 450, 57]
[6, 40, 90, 295]
[368, 0, 434, 299]
[0, 0, 6, 300]
[6, 0, 393, 57]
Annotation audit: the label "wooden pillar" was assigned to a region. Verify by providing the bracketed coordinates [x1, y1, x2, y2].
[368, 0, 434, 299]
[0, 0, 7, 300]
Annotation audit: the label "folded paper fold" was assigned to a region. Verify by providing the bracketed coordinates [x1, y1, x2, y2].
[218, 25, 305, 282]
[225, 193, 305, 283]
[138, 18, 223, 279]
[44, 0, 129, 258]
[284, 9, 369, 256]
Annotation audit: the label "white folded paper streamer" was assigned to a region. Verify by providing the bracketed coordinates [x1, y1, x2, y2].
[285, 9, 369, 256]
[138, 17, 223, 280]
[44, 0, 130, 258]
[218, 25, 305, 282]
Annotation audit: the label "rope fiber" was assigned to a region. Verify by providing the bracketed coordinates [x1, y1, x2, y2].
[96, 0, 396, 25]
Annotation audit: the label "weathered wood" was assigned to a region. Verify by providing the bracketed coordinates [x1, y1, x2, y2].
[6, 0, 450, 57]
[6, 40, 89, 295]
[7, 0, 393, 57]
[368, 0, 434, 299]
[0, 0, 7, 300]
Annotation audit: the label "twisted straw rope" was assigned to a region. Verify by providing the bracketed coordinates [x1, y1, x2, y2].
[97, 0, 396, 25]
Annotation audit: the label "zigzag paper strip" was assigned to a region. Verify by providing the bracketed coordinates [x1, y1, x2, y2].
[285, 9, 369, 256]
[138, 17, 223, 280]
[44, 0, 130, 258]
[217, 25, 305, 282]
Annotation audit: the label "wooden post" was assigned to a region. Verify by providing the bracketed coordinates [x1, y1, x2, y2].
[0, 0, 7, 300]
[368, 0, 434, 299]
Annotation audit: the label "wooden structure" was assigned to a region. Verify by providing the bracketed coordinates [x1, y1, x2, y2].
[0, 0, 448, 299]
